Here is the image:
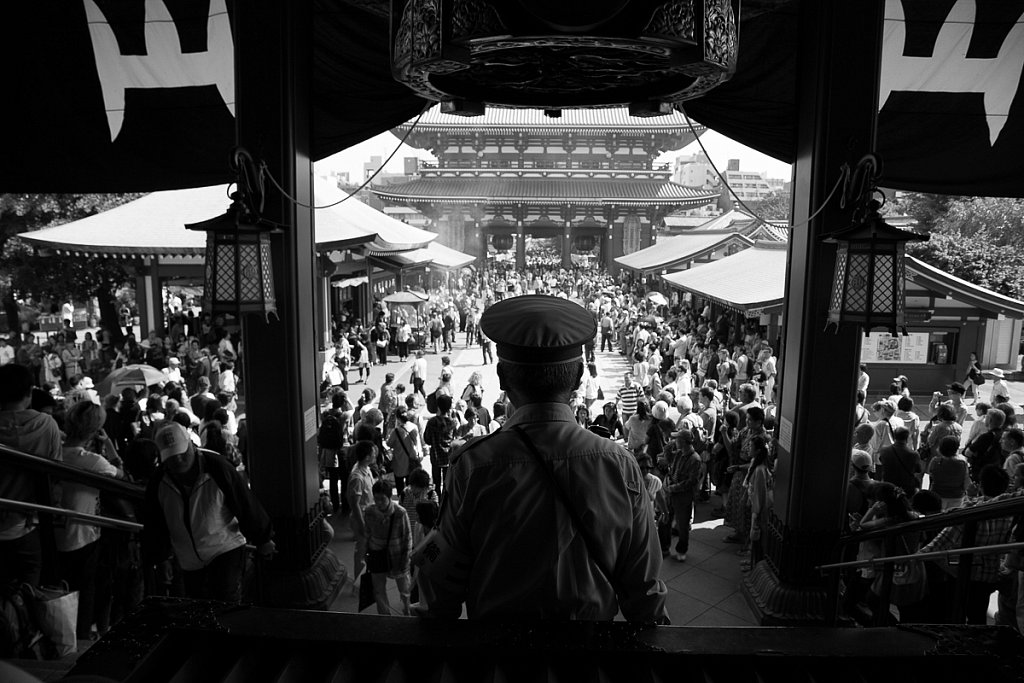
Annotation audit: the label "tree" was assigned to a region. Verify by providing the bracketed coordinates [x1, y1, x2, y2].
[897, 193, 1024, 300]
[748, 191, 791, 221]
[0, 193, 142, 338]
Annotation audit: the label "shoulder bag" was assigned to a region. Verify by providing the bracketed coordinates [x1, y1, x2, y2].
[365, 512, 395, 574]
[395, 426, 422, 469]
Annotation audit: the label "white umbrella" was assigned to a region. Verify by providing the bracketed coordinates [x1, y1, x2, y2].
[647, 291, 669, 307]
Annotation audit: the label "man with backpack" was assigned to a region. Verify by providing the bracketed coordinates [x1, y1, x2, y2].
[318, 393, 349, 514]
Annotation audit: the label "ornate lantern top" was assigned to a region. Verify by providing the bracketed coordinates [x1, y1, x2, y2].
[390, 0, 740, 116]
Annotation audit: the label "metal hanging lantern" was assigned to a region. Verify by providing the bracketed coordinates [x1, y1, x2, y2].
[186, 193, 278, 321]
[825, 174, 927, 335]
[390, 0, 740, 115]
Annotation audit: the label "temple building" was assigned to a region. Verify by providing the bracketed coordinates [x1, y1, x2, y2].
[371, 107, 719, 273]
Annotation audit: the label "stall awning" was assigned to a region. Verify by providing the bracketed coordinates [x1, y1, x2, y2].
[615, 232, 753, 274]
[660, 242, 789, 314]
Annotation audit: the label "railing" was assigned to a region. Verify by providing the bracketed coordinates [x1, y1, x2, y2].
[0, 441, 146, 586]
[818, 494, 1024, 625]
[1, 442, 146, 501]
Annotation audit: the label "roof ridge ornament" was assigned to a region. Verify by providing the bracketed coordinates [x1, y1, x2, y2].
[390, 0, 740, 116]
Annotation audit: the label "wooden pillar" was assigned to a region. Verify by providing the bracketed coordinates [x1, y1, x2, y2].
[742, 0, 884, 624]
[134, 257, 163, 338]
[562, 223, 572, 269]
[516, 223, 526, 271]
[234, 0, 343, 608]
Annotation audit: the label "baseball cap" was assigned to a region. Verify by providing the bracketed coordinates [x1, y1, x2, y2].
[78, 376, 95, 389]
[155, 423, 191, 461]
[946, 381, 966, 394]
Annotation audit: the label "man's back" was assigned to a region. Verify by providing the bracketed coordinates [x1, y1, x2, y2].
[423, 403, 666, 622]
[878, 443, 921, 492]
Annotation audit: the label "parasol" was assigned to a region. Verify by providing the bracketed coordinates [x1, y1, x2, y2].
[96, 364, 166, 397]
[646, 291, 669, 307]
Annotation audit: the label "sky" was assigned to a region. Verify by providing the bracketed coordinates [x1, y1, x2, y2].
[315, 126, 793, 184]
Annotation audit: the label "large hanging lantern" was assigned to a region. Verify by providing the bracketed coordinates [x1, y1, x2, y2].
[492, 233, 514, 252]
[825, 157, 927, 335]
[390, 0, 740, 115]
[573, 235, 596, 252]
[186, 193, 278, 321]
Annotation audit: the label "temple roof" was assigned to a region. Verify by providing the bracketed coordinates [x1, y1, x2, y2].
[395, 105, 707, 134]
[660, 245, 1024, 317]
[661, 242, 790, 313]
[615, 232, 754, 273]
[372, 178, 718, 206]
[20, 183, 437, 257]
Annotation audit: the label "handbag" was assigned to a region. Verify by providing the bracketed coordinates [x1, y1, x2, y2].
[27, 582, 78, 658]
[358, 573, 376, 612]
[871, 535, 927, 606]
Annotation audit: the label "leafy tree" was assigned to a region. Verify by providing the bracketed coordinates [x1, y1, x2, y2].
[0, 193, 142, 339]
[747, 191, 791, 221]
[898, 193, 1024, 300]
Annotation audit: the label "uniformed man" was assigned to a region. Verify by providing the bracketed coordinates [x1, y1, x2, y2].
[416, 295, 669, 623]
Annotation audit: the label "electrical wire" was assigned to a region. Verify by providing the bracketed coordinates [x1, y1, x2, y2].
[262, 100, 433, 211]
[679, 106, 845, 230]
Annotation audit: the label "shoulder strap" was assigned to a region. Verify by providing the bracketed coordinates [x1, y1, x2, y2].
[395, 428, 413, 458]
[512, 425, 616, 586]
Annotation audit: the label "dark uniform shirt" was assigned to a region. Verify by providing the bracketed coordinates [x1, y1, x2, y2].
[419, 402, 668, 622]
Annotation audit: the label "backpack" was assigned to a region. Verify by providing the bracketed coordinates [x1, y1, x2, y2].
[318, 410, 343, 449]
[426, 389, 439, 414]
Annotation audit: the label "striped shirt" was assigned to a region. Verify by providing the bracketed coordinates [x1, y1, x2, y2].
[618, 383, 642, 419]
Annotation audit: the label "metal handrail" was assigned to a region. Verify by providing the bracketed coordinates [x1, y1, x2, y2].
[838, 494, 1024, 546]
[821, 491, 1024, 626]
[0, 442, 145, 501]
[817, 540, 1024, 572]
[0, 497, 143, 533]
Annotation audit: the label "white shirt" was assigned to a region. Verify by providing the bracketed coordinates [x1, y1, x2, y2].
[0, 344, 13, 366]
[412, 357, 428, 380]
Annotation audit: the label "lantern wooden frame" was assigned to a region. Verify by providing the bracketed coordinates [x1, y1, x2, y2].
[825, 199, 926, 335]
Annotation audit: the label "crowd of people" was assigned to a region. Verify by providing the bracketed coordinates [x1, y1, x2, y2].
[0, 306, 262, 654]
[844, 364, 1024, 630]
[7, 258, 1024, 640]
[313, 262, 783, 614]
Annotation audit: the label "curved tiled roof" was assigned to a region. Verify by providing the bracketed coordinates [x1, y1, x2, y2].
[372, 177, 717, 206]
[616, 233, 754, 273]
[395, 105, 707, 133]
[661, 243, 789, 312]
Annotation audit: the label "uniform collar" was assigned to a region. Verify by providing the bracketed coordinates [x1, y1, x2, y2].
[505, 402, 575, 427]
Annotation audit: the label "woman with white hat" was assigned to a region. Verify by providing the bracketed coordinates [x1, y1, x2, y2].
[989, 367, 1010, 406]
